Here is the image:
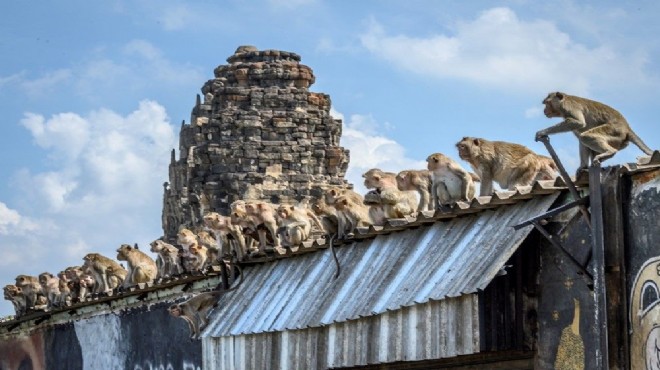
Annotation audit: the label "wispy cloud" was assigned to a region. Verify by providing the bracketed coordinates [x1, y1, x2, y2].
[1, 101, 175, 286]
[360, 7, 654, 95]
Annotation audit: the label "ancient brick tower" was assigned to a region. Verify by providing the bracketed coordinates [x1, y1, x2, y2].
[161, 46, 350, 241]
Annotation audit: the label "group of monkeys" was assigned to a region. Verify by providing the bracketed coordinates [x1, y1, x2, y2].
[3, 92, 654, 336]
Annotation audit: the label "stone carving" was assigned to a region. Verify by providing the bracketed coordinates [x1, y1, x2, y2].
[162, 46, 350, 242]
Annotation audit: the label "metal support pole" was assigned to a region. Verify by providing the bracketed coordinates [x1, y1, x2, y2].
[589, 164, 609, 369]
[537, 136, 591, 227]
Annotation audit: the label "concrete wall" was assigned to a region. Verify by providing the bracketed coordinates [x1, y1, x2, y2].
[0, 302, 201, 370]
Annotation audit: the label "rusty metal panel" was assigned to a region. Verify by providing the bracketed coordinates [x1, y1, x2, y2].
[203, 194, 557, 340]
[203, 296, 479, 370]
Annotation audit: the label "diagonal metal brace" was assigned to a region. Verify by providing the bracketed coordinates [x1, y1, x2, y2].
[537, 135, 591, 228]
[513, 196, 589, 230]
[531, 220, 593, 284]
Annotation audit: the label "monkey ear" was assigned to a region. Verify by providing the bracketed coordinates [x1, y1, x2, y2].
[473, 138, 480, 146]
[556, 92, 564, 100]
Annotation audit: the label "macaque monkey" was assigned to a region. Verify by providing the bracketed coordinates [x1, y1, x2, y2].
[178, 228, 208, 272]
[168, 291, 225, 339]
[334, 195, 374, 237]
[362, 168, 417, 218]
[3, 284, 26, 316]
[14, 275, 43, 310]
[203, 212, 248, 261]
[188, 243, 209, 273]
[536, 92, 654, 172]
[426, 153, 476, 207]
[83, 253, 126, 294]
[105, 266, 128, 290]
[231, 200, 281, 255]
[57, 272, 73, 306]
[38, 272, 61, 309]
[150, 239, 183, 278]
[78, 273, 97, 301]
[197, 230, 219, 267]
[456, 137, 557, 196]
[363, 190, 387, 226]
[324, 187, 364, 206]
[396, 170, 433, 212]
[116, 244, 158, 287]
[63, 266, 84, 302]
[276, 204, 325, 246]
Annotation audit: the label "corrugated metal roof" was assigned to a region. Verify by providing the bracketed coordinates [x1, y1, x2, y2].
[203, 193, 558, 338]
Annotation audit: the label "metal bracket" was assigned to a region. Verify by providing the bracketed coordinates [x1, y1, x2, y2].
[537, 135, 591, 228]
[513, 197, 594, 286]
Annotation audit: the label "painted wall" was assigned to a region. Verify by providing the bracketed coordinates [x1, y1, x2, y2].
[0, 302, 202, 370]
[626, 169, 660, 370]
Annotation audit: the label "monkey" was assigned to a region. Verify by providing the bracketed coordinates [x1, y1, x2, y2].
[62, 266, 85, 302]
[363, 190, 387, 226]
[14, 275, 44, 311]
[362, 168, 417, 218]
[396, 169, 434, 212]
[3, 284, 26, 316]
[197, 230, 220, 268]
[105, 266, 128, 290]
[56, 271, 73, 306]
[536, 92, 654, 172]
[231, 200, 282, 255]
[324, 187, 364, 206]
[276, 204, 325, 246]
[116, 244, 158, 288]
[38, 272, 61, 309]
[426, 152, 477, 207]
[203, 212, 249, 261]
[456, 137, 558, 196]
[311, 197, 342, 278]
[188, 243, 209, 273]
[150, 239, 184, 278]
[334, 195, 373, 236]
[168, 291, 224, 339]
[77, 272, 97, 301]
[82, 253, 126, 294]
[168, 262, 245, 339]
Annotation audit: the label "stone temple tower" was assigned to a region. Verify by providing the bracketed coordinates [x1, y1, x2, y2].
[161, 46, 350, 242]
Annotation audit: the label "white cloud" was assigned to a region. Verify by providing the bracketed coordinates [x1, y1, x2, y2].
[332, 108, 426, 194]
[0, 101, 176, 300]
[360, 7, 653, 95]
[19, 69, 72, 98]
[156, 4, 195, 31]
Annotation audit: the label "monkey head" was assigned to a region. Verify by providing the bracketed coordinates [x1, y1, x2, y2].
[333, 196, 351, 211]
[456, 137, 481, 161]
[203, 212, 223, 229]
[177, 228, 197, 246]
[276, 204, 294, 219]
[426, 153, 451, 171]
[38, 272, 54, 287]
[230, 200, 247, 214]
[542, 92, 565, 118]
[116, 244, 136, 261]
[168, 304, 181, 317]
[3, 284, 22, 300]
[311, 199, 329, 216]
[196, 230, 216, 247]
[15, 275, 36, 286]
[150, 239, 165, 254]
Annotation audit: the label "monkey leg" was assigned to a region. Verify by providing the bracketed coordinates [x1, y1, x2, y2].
[579, 126, 624, 165]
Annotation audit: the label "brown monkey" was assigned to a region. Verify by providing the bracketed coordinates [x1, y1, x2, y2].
[426, 153, 476, 207]
[456, 137, 557, 196]
[363, 190, 387, 226]
[62, 266, 85, 302]
[77, 273, 97, 301]
[150, 239, 183, 278]
[324, 187, 364, 206]
[38, 272, 61, 309]
[362, 168, 417, 218]
[396, 169, 433, 212]
[245, 200, 281, 252]
[3, 284, 26, 316]
[103, 266, 124, 291]
[14, 275, 43, 310]
[203, 212, 248, 261]
[56, 272, 73, 306]
[117, 244, 158, 287]
[83, 253, 126, 293]
[311, 198, 342, 277]
[188, 243, 209, 273]
[276, 204, 325, 246]
[536, 92, 653, 171]
[168, 291, 224, 339]
[334, 195, 373, 236]
[197, 230, 219, 267]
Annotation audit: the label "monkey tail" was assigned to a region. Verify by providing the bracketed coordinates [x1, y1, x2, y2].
[329, 234, 341, 279]
[628, 130, 654, 156]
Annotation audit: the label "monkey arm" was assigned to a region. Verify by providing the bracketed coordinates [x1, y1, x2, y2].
[450, 164, 472, 199]
[536, 113, 586, 140]
[378, 190, 400, 205]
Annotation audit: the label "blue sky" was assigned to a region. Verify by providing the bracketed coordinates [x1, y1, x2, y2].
[1, 1, 659, 316]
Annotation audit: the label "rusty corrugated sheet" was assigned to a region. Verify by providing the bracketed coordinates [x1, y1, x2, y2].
[203, 194, 558, 338]
[203, 296, 479, 370]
